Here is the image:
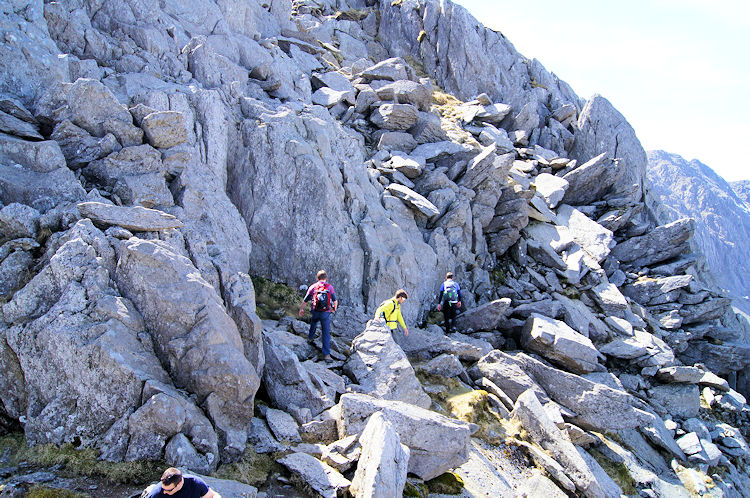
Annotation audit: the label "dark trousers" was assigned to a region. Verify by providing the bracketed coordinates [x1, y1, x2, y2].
[442, 303, 458, 332]
[308, 310, 331, 356]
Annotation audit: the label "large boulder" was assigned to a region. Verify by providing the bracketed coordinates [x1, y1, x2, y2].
[262, 330, 336, 416]
[560, 153, 624, 206]
[345, 320, 431, 408]
[610, 218, 695, 268]
[510, 390, 615, 498]
[115, 238, 260, 457]
[492, 352, 655, 432]
[570, 95, 648, 204]
[520, 314, 604, 374]
[337, 393, 474, 480]
[454, 298, 512, 332]
[349, 411, 410, 498]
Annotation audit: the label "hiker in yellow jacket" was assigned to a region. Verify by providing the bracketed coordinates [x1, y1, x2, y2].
[374, 289, 409, 337]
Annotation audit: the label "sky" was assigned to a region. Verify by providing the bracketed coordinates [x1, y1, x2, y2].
[454, 0, 750, 182]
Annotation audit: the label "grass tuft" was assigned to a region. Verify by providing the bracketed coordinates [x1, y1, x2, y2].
[0, 433, 164, 484]
[251, 276, 304, 320]
[212, 446, 276, 487]
[27, 486, 88, 498]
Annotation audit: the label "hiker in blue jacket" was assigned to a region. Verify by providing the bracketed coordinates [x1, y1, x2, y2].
[437, 272, 462, 333]
[299, 270, 338, 362]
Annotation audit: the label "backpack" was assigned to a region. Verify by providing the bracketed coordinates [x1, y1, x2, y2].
[443, 281, 459, 305]
[312, 282, 331, 312]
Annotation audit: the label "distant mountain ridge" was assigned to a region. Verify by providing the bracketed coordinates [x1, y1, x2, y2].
[647, 150, 750, 309]
[732, 180, 750, 206]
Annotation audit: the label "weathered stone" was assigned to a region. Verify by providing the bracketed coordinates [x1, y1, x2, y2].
[589, 281, 629, 318]
[360, 57, 411, 82]
[277, 452, 351, 498]
[141, 111, 188, 149]
[386, 184, 440, 217]
[375, 80, 431, 111]
[350, 411, 410, 498]
[499, 352, 655, 432]
[262, 331, 335, 417]
[610, 218, 694, 267]
[0, 203, 39, 241]
[337, 393, 473, 481]
[78, 202, 183, 231]
[520, 314, 604, 374]
[419, 353, 465, 378]
[622, 275, 693, 306]
[115, 238, 259, 456]
[648, 384, 700, 419]
[370, 103, 419, 130]
[510, 390, 609, 498]
[345, 320, 431, 409]
[0, 134, 65, 172]
[556, 204, 615, 263]
[561, 153, 624, 205]
[454, 298, 512, 332]
[533, 173, 568, 209]
[266, 408, 302, 443]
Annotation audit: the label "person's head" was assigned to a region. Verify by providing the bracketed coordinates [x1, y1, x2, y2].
[445, 272, 454, 280]
[317, 270, 327, 281]
[160, 468, 183, 495]
[395, 289, 408, 303]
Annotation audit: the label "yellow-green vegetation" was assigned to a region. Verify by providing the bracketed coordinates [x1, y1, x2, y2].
[334, 9, 370, 21]
[417, 373, 509, 445]
[403, 480, 428, 497]
[0, 433, 164, 484]
[530, 78, 548, 90]
[417, 30, 426, 42]
[212, 446, 276, 487]
[251, 275, 304, 320]
[588, 448, 637, 495]
[27, 486, 88, 498]
[426, 471, 464, 494]
[391, 0, 403, 6]
[423, 309, 443, 327]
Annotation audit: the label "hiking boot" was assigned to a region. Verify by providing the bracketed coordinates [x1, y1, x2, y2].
[319, 354, 333, 362]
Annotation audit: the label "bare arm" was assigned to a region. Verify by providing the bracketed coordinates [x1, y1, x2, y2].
[203, 489, 221, 498]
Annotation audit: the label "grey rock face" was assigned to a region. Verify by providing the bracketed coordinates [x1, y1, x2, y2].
[570, 95, 647, 203]
[610, 218, 695, 268]
[510, 390, 611, 498]
[277, 452, 351, 498]
[520, 314, 604, 374]
[349, 411, 410, 498]
[561, 153, 624, 206]
[337, 393, 473, 480]
[262, 331, 335, 417]
[78, 202, 183, 231]
[345, 320, 431, 408]
[116, 238, 260, 454]
[500, 352, 655, 432]
[454, 298, 512, 332]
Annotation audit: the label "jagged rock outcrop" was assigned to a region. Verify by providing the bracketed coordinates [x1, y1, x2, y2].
[648, 150, 750, 313]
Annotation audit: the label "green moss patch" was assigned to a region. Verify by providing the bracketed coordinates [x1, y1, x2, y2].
[417, 373, 510, 444]
[212, 446, 277, 487]
[27, 486, 88, 498]
[251, 276, 304, 321]
[0, 433, 163, 484]
[426, 471, 464, 494]
[589, 448, 637, 495]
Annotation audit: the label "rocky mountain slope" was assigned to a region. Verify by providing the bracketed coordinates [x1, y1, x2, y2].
[1, 0, 750, 496]
[647, 150, 750, 311]
[731, 180, 750, 207]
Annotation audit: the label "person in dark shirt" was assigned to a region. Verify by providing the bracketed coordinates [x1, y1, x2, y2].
[437, 272, 462, 333]
[144, 467, 221, 498]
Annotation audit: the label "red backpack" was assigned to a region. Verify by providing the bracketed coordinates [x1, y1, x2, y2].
[312, 282, 332, 312]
